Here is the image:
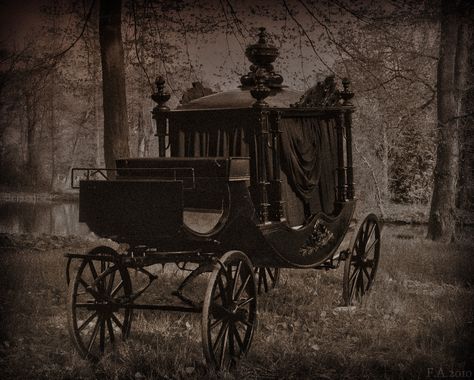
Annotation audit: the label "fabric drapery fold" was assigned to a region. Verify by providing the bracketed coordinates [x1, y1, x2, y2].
[175, 127, 248, 157]
[280, 117, 337, 214]
[170, 116, 337, 217]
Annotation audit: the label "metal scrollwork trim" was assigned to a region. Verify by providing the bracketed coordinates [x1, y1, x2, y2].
[299, 220, 334, 256]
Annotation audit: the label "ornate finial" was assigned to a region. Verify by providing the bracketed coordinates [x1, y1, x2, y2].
[257, 27, 267, 44]
[151, 76, 170, 111]
[341, 78, 354, 106]
[240, 27, 284, 107]
[250, 68, 271, 108]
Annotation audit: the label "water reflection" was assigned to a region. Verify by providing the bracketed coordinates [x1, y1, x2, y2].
[0, 202, 90, 236]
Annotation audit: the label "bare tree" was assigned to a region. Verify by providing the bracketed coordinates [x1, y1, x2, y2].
[427, 0, 472, 242]
[99, 0, 129, 169]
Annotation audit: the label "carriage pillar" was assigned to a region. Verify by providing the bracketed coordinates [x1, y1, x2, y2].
[256, 111, 271, 223]
[151, 76, 171, 157]
[335, 113, 347, 203]
[342, 78, 355, 200]
[269, 111, 285, 221]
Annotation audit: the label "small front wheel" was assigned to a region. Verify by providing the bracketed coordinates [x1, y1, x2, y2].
[343, 214, 381, 306]
[67, 246, 133, 361]
[202, 250, 257, 370]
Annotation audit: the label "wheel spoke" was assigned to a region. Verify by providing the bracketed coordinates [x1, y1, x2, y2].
[357, 224, 366, 253]
[362, 220, 371, 244]
[106, 267, 117, 295]
[110, 313, 123, 330]
[237, 318, 254, 329]
[99, 317, 105, 352]
[237, 297, 254, 308]
[228, 323, 235, 359]
[365, 238, 379, 257]
[357, 270, 365, 297]
[234, 274, 251, 301]
[106, 318, 115, 343]
[232, 324, 245, 352]
[262, 269, 269, 293]
[87, 316, 101, 353]
[110, 280, 124, 297]
[349, 266, 359, 284]
[217, 275, 228, 304]
[231, 262, 243, 299]
[212, 320, 228, 352]
[266, 268, 276, 283]
[365, 258, 374, 268]
[88, 261, 98, 280]
[258, 269, 263, 291]
[213, 287, 223, 302]
[91, 265, 116, 295]
[350, 268, 360, 299]
[210, 318, 223, 330]
[79, 278, 100, 299]
[78, 312, 98, 332]
[219, 325, 230, 369]
[365, 222, 376, 246]
[362, 266, 372, 284]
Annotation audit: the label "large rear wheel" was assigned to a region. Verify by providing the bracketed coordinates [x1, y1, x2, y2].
[343, 214, 381, 305]
[202, 251, 257, 370]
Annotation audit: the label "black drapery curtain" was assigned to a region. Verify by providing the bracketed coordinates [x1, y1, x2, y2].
[280, 117, 337, 216]
[173, 127, 249, 157]
[169, 116, 338, 221]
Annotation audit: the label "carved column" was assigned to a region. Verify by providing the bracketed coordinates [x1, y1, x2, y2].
[335, 113, 347, 203]
[269, 111, 285, 221]
[256, 111, 270, 223]
[341, 78, 355, 199]
[151, 76, 170, 157]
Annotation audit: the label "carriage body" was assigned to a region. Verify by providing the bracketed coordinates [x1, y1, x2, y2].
[77, 99, 357, 269]
[66, 28, 381, 370]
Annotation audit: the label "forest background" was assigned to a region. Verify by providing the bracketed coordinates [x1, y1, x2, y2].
[0, 0, 472, 240]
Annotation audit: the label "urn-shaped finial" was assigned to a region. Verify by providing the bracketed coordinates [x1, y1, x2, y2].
[151, 76, 170, 111]
[341, 78, 354, 106]
[241, 27, 284, 107]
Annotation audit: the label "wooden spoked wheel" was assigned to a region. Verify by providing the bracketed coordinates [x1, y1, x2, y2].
[202, 251, 257, 370]
[67, 246, 132, 361]
[255, 267, 280, 294]
[343, 214, 381, 306]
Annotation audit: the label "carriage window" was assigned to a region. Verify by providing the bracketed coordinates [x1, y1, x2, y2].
[182, 181, 228, 234]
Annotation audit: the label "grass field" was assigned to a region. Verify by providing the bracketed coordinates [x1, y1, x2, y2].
[0, 226, 473, 379]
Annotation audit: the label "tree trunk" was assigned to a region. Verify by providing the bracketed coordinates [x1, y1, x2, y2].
[99, 0, 129, 170]
[456, 14, 474, 225]
[25, 92, 40, 188]
[427, 0, 471, 242]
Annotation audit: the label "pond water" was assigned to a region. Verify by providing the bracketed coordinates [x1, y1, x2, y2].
[0, 201, 90, 236]
[0, 200, 433, 239]
[0, 201, 223, 237]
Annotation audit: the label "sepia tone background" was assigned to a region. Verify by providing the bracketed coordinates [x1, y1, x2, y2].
[0, 0, 473, 379]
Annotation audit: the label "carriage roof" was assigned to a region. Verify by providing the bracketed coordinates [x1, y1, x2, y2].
[179, 88, 303, 110]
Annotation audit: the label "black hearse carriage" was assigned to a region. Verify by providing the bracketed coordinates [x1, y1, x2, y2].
[65, 28, 381, 370]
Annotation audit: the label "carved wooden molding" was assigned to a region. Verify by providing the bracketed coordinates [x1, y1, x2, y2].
[292, 75, 345, 108]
